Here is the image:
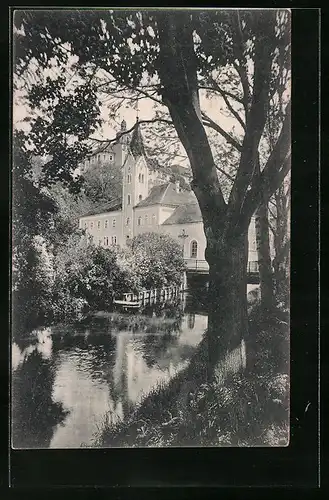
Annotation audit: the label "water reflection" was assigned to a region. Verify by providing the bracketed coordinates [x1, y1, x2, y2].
[12, 348, 69, 449]
[12, 296, 208, 449]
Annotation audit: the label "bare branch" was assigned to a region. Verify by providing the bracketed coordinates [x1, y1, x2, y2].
[88, 117, 173, 152]
[215, 165, 235, 183]
[201, 112, 243, 152]
[198, 83, 244, 105]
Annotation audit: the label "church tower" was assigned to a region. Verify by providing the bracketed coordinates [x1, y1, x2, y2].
[122, 119, 149, 245]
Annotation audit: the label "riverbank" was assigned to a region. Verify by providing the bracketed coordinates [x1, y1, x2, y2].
[94, 304, 289, 447]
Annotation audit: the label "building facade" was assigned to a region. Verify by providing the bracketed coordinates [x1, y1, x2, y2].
[79, 120, 258, 270]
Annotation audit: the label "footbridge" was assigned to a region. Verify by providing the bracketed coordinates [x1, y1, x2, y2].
[184, 259, 260, 285]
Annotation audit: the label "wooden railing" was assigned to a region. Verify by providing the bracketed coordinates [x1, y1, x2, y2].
[118, 286, 181, 304]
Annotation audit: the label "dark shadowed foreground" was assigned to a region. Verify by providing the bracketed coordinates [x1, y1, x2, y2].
[95, 303, 289, 448]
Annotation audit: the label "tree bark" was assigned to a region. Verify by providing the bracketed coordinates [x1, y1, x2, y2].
[272, 183, 290, 306]
[255, 201, 275, 312]
[205, 226, 249, 376]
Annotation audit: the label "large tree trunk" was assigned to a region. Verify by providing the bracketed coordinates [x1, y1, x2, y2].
[255, 201, 275, 312]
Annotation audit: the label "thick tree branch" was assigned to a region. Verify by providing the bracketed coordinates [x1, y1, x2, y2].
[241, 149, 291, 228]
[228, 14, 278, 228]
[156, 12, 226, 217]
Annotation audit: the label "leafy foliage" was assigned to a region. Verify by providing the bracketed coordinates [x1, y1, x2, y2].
[131, 232, 186, 290]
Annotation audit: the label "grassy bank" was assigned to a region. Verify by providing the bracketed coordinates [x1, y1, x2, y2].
[94, 304, 289, 447]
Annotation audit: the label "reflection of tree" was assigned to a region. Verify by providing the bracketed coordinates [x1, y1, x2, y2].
[12, 350, 69, 449]
[141, 332, 179, 369]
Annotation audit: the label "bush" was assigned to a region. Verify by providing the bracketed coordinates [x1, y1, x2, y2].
[131, 232, 186, 290]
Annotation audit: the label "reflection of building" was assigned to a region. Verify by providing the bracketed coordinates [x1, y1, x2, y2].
[78, 119, 257, 268]
[187, 313, 195, 330]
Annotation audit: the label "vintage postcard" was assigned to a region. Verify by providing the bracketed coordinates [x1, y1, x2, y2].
[11, 8, 291, 450]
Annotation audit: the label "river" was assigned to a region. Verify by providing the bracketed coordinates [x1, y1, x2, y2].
[11, 293, 208, 449]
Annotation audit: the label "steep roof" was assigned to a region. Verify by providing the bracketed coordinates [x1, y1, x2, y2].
[80, 199, 122, 217]
[135, 182, 195, 208]
[130, 120, 145, 157]
[162, 202, 203, 225]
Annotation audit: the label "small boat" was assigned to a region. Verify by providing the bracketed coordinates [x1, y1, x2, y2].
[113, 299, 142, 309]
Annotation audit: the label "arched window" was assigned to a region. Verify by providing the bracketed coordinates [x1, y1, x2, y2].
[126, 217, 130, 226]
[127, 174, 132, 184]
[139, 194, 142, 201]
[141, 174, 144, 183]
[84, 222, 88, 228]
[145, 215, 148, 225]
[104, 236, 108, 246]
[152, 214, 156, 224]
[137, 216, 142, 226]
[109, 155, 113, 161]
[138, 173, 142, 182]
[190, 240, 198, 258]
[127, 194, 131, 205]
[111, 236, 117, 245]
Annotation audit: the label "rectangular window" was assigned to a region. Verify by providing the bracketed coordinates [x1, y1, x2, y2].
[126, 217, 130, 226]
[112, 219, 116, 227]
[127, 174, 131, 184]
[127, 194, 131, 205]
[84, 222, 88, 228]
[90, 222, 94, 229]
[104, 220, 108, 228]
[111, 236, 117, 245]
[97, 221, 101, 230]
[104, 236, 108, 246]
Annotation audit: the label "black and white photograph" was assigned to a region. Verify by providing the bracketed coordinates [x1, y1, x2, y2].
[11, 8, 291, 449]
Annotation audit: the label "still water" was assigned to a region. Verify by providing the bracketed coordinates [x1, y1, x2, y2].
[12, 295, 208, 449]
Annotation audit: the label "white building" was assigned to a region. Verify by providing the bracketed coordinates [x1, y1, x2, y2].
[79, 119, 258, 272]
